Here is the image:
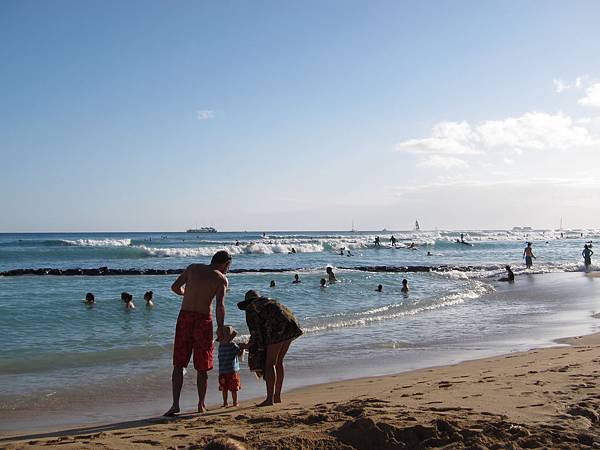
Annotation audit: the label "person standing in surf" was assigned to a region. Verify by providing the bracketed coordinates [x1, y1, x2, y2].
[523, 242, 536, 269]
[582, 244, 594, 271]
[164, 250, 232, 417]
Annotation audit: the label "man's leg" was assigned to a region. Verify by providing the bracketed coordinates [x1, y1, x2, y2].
[232, 390, 238, 407]
[164, 367, 183, 416]
[274, 339, 292, 403]
[197, 370, 208, 413]
[258, 341, 283, 407]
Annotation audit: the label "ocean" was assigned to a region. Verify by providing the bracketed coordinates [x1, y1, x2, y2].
[1, 229, 599, 432]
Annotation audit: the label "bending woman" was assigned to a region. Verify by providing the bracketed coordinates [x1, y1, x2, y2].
[238, 290, 303, 406]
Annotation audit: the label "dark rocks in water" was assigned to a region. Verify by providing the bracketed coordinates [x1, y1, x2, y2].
[0, 264, 502, 277]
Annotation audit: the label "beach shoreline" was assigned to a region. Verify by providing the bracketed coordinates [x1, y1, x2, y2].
[3, 271, 600, 443]
[4, 327, 600, 448]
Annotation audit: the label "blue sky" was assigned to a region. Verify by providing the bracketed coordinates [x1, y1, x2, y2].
[1, 1, 600, 231]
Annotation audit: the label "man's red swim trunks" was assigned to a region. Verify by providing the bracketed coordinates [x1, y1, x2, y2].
[173, 310, 214, 371]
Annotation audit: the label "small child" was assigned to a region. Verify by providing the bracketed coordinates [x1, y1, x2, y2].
[320, 278, 327, 288]
[218, 326, 244, 407]
[85, 292, 95, 305]
[401, 278, 409, 293]
[121, 292, 135, 309]
[144, 290, 154, 307]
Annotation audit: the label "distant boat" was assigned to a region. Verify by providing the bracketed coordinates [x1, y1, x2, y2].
[512, 226, 532, 231]
[186, 227, 217, 233]
[414, 220, 420, 232]
[350, 220, 356, 233]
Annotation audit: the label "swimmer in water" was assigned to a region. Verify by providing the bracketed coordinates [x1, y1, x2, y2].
[326, 266, 337, 282]
[121, 292, 135, 309]
[320, 278, 327, 288]
[339, 248, 345, 255]
[347, 250, 353, 256]
[427, 251, 432, 256]
[498, 265, 515, 282]
[144, 290, 154, 307]
[269, 280, 276, 288]
[375, 284, 383, 292]
[85, 292, 95, 305]
[292, 274, 301, 284]
[401, 279, 409, 293]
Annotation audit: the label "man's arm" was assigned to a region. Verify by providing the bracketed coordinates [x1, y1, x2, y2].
[171, 269, 188, 296]
[215, 277, 228, 340]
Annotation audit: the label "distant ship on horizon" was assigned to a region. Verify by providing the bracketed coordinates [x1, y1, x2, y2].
[186, 227, 217, 233]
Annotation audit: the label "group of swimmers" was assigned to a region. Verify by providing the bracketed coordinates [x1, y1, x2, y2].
[267, 266, 410, 293]
[84, 290, 155, 309]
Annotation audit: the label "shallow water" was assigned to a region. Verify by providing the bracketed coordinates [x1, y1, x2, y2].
[1, 230, 599, 432]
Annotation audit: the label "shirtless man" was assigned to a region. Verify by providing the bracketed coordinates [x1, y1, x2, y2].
[523, 242, 536, 269]
[164, 250, 232, 417]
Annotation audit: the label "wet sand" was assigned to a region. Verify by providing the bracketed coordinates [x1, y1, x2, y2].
[3, 331, 600, 449]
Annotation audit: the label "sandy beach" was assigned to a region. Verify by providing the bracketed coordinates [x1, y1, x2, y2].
[3, 329, 600, 449]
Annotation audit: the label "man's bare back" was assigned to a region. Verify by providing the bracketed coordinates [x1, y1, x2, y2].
[171, 263, 228, 314]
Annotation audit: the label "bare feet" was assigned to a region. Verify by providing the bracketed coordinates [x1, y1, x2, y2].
[198, 403, 207, 413]
[257, 399, 273, 407]
[221, 402, 228, 408]
[163, 405, 180, 417]
[274, 395, 282, 403]
[232, 402, 239, 407]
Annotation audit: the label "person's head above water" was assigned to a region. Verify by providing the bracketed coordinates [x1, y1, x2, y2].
[402, 279, 408, 285]
[121, 292, 132, 303]
[270, 280, 276, 287]
[320, 278, 327, 287]
[211, 250, 232, 273]
[85, 292, 95, 303]
[376, 284, 383, 292]
[326, 267, 333, 274]
[144, 291, 153, 301]
[294, 274, 300, 280]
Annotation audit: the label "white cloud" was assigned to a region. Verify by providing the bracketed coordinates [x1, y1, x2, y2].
[554, 75, 587, 93]
[396, 121, 481, 155]
[578, 83, 600, 108]
[477, 112, 594, 150]
[197, 110, 215, 120]
[397, 112, 597, 160]
[553, 79, 567, 93]
[417, 155, 469, 170]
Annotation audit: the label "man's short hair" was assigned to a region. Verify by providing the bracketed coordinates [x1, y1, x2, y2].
[211, 250, 232, 265]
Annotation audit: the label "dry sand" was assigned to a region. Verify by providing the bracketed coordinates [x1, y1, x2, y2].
[4, 332, 600, 449]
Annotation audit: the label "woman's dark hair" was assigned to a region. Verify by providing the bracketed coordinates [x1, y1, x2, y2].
[144, 291, 153, 299]
[121, 292, 132, 302]
[85, 292, 95, 302]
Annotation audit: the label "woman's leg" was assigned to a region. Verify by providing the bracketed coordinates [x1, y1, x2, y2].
[274, 339, 292, 403]
[258, 341, 284, 406]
